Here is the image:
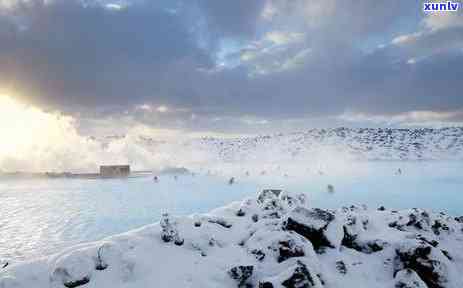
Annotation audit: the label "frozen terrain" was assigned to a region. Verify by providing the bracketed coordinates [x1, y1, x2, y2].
[1, 189, 462, 288]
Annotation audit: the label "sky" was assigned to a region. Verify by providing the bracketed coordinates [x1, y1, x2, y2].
[0, 0, 462, 136]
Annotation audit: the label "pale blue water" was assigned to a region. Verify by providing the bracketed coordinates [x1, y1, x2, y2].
[0, 161, 462, 261]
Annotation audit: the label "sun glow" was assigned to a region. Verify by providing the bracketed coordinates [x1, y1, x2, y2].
[0, 95, 83, 171]
[0, 95, 64, 152]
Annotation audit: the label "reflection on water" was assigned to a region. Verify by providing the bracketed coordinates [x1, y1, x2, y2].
[0, 161, 462, 261]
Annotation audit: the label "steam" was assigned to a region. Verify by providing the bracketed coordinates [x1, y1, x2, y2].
[0, 96, 157, 172]
[0, 95, 358, 176]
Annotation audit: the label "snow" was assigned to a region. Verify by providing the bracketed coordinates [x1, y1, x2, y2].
[2, 190, 463, 288]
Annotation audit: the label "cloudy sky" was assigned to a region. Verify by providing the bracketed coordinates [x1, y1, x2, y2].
[0, 0, 462, 135]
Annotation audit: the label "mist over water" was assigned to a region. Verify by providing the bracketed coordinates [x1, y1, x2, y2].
[1, 97, 461, 175]
[0, 113, 351, 174]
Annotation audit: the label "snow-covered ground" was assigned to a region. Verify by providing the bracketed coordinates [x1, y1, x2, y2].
[1, 189, 462, 288]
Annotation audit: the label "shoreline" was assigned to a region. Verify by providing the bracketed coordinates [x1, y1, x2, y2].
[1, 190, 462, 287]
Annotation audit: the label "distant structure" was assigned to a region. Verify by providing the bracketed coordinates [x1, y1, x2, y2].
[100, 165, 130, 178]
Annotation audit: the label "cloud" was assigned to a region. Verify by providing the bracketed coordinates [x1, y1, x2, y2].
[0, 0, 212, 110]
[339, 109, 463, 126]
[196, 0, 267, 38]
[423, 6, 463, 30]
[0, 0, 462, 134]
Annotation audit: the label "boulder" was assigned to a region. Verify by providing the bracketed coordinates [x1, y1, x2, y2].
[341, 226, 386, 254]
[283, 207, 340, 252]
[335, 261, 347, 275]
[394, 244, 449, 288]
[394, 269, 427, 288]
[277, 239, 305, 263]
[50, 250, 94, 288]
[246, 230, 316, 264]
[207, 216, 233, 229]
[259, 260, 323, 288]
[228, 265, 254, 287]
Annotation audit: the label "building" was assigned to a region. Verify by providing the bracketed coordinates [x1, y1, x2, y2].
[100, 165, 130, 178]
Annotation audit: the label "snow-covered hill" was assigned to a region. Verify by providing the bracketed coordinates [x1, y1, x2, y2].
[195, 128, 463, 162]
[2, 190, 462, 288]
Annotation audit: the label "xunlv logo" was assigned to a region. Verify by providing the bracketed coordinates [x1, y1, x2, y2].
[423, 1, 460, 11]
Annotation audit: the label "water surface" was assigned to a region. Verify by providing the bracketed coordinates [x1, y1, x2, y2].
[1, 161, 462, 261]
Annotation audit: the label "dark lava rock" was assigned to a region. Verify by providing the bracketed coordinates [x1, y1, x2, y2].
[228, 265, 254, 287]
[377, 206, 386, 211]
[63, 277, 90, 288]
[281, 261, 320, 288]
[441, 250, 452, 261]
[394, 269, 428, 288]
[283, 207, 336, 252]
[406, 214, 425, 230]
[395, 245, 448, 288]
[252, 214, 259, 223]
[455, 216, 463, 223]
[341, 226, 384, 254]
[277, 239, 305, 263]
[258, 282, 274, 288]
[335, 260, 347, 275]
[416, 235, 439, 247]
[208, 217, 233, 229]
[250, 249, 266, 261]
[236, 209, 246, 217]
[431, 220, 449, 236]
[390, 211, 435, 232]
[53, 267, 91, 288]
[258, 261, 322, 288]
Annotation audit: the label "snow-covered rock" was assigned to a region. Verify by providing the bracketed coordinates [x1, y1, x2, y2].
[1, 190, 463, 287]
